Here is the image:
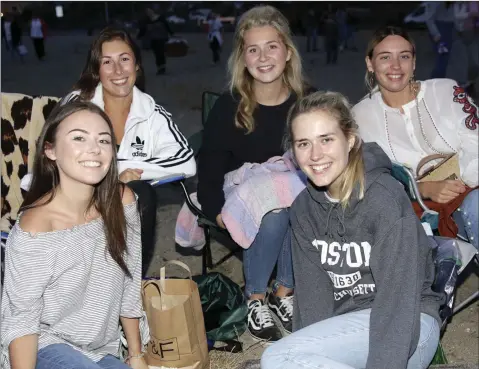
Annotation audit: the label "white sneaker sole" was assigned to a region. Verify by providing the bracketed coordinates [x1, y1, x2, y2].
[246, 327, 277, 345]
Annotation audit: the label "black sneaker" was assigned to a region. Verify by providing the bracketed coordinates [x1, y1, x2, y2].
[267, 292, 293, 334]
[247, 299, 283, 342]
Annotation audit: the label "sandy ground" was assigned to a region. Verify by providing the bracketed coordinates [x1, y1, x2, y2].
[2, 29, 478, 367]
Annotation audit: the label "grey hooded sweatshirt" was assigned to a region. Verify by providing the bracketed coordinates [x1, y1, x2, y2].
[290, 142, 443, 369]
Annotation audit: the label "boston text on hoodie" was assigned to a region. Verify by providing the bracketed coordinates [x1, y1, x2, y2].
[290, 142, 443, 369]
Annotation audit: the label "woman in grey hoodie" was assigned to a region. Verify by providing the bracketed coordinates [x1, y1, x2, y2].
[261, 91, 443, 369]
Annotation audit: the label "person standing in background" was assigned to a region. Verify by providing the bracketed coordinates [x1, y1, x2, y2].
[336, 5, 347, 52]
[2, 13, 13, 51]
[145, 6, 173, 75]
[425, 2, 455, 79]
[454, 1, 479, 92]
[323, 10, 339, 65]
[303, 9, 318, 53]
[207, 12, 223, 65]
[30, 12, 46, 60]
[10, 8, 25, 62]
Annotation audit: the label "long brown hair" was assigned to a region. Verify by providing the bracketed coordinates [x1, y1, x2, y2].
[228, 5, 306, 134]
[21, 101, 131, 277]
[364, 25, 416, 95]
[73, 26, 145, 100]
[284, 91, 365, 208]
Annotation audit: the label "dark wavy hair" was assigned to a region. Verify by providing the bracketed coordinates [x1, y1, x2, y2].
[21, 101, 131, 277]
[73, 26, 145, 99]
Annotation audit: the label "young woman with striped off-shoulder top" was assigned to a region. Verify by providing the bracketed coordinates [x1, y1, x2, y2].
[1, 101, 147, 369]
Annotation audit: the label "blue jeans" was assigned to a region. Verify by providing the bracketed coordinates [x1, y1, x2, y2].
[243, 209, 294, 297]
[431, 21, 454, 79]
[454, 189, 479, 251]
[36, 343, 130, 369]
[261, 309, 439, 369]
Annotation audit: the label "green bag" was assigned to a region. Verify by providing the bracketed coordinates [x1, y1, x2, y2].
[192, 272, 247, 343]
[430, 342, 448, 365]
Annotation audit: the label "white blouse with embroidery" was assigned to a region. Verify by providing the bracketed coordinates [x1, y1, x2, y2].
[353, 78, 478, 187]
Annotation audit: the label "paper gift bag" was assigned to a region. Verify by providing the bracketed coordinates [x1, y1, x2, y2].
[142, 260, 209, 369]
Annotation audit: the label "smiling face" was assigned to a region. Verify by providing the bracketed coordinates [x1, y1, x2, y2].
[243, 25, 291, 85]
[99, 39, 138, 99]
[292, 110, 355, 197]
[366, 35, 415, 94]
[45, 110, 114, 187]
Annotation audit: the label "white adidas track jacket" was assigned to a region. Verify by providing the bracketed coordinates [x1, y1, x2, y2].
[65, 83, 196, 180]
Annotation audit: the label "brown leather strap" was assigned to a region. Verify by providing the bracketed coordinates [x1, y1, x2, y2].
[416, 154, 450, 177]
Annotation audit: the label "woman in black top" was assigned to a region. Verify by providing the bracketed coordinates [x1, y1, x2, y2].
[197, 5, 308, 343]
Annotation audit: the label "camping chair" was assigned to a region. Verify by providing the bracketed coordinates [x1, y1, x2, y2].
[390, 162, 479, 317]
[391, 162, 479, 366]
[176, 91, 242, 275]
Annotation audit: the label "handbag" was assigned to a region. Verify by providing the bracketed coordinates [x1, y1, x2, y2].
[416, 153, 460, 183]
[142, 260, 209, 369]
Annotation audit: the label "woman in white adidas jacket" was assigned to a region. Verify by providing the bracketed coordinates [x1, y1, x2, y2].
[64, 26, 196, 276]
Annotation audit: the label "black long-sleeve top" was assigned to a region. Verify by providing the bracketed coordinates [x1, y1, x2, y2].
[197, 91, 299, 222]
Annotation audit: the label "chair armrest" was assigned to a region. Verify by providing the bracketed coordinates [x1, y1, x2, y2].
[148, 174, 186, 187]
[391, 161, 431, 213]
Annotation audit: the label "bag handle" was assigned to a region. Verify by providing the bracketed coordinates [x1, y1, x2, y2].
[416, 154, 450, 177]
[141, 280, 163, 318]
[160, 260, 193, 293]
[142, 261, 193, 298]
[160, 260, 193, 281]
[142, 280, 163, 297]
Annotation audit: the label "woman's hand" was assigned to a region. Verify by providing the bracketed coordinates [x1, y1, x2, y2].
[216, 213, 226, 229]
[418, 180, 466, 203]
[119, 169, 143, 183]
[127, 355, 149, 369]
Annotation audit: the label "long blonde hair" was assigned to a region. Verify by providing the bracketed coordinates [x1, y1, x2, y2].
[285, 91, 365, 208]
[228, 5, 305, 134]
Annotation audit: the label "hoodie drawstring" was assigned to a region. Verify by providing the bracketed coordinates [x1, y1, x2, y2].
[337, 208, 346, 242]
[324, 204, 335, 238]
[320, 203, 347, 242]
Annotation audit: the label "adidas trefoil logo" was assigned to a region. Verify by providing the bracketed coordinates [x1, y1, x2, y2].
[131, 136, 147, 157]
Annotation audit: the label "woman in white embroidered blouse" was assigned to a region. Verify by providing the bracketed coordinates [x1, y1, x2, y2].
[0, 101, 148, 369]
[352, 26, 478, 250]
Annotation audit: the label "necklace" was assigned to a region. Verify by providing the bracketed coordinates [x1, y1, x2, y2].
[384, 83, 456, 161]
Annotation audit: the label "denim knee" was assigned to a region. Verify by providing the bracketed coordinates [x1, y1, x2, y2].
[243, 209, 291, 297]
[261, 209, 289, 230]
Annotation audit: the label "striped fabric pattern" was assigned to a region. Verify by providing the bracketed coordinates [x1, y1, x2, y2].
[146, 104, 195, 168]
[0, 201, 143, 368]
